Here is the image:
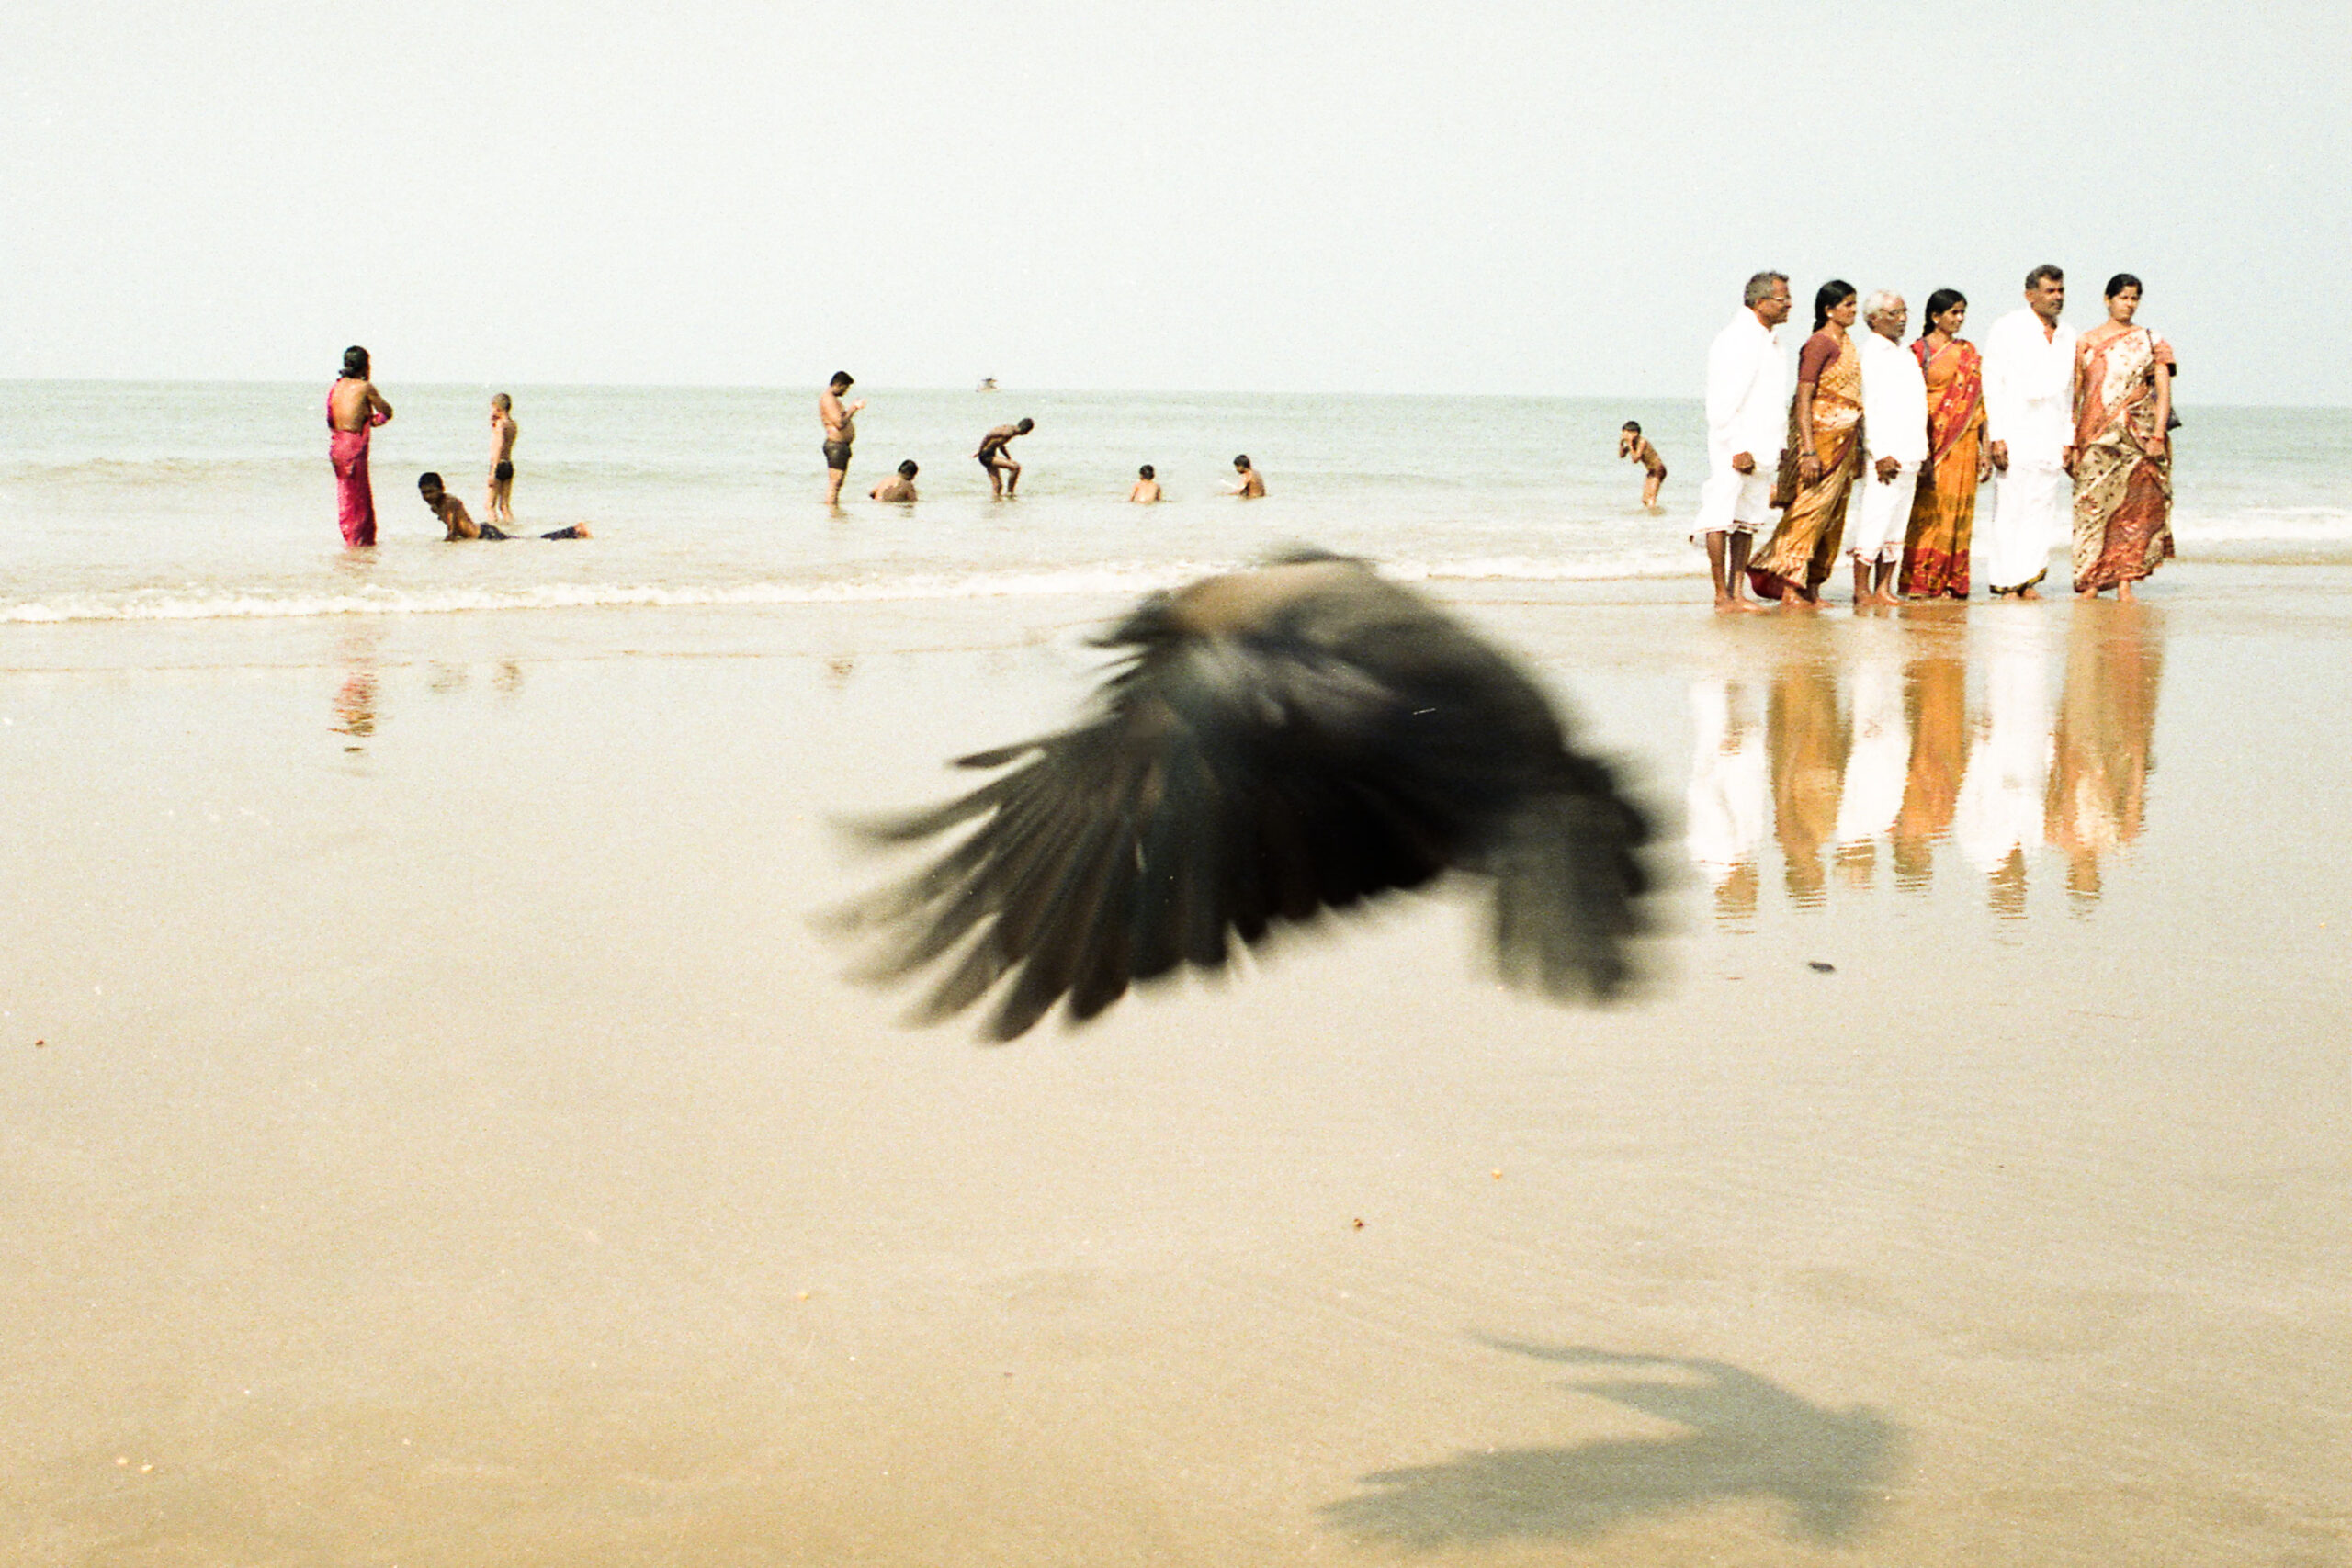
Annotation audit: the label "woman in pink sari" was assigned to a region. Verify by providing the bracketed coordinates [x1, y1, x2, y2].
[2067, 275, 2174, 598]
[328, 345, 393, 547]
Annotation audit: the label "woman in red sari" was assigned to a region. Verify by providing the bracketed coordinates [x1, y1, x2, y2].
[2067, 274, 2175, 599]
[328, 345, 393, 547]
[1898, 289, 1987, 599]
[1747, 280, 1862, 608]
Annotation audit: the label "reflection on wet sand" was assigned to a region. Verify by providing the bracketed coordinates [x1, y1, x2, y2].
[1688, 606, 2165, 921]
[2048, 604, 2166, 899]
[330, 628, 381, 751]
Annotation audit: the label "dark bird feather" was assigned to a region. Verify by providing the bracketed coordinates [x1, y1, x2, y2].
[830, 551, 1654, 1039]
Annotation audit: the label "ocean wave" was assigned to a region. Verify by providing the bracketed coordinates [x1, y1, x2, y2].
[2170, 507, 2352, 544]
[0, 552, 1703, 624]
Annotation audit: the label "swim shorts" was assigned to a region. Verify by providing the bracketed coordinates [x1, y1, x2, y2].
[494, 461, 514, 483]
[823, 441, 854, 471]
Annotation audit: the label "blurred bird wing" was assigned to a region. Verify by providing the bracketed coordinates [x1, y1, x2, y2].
[842, 633, 1458, 1039]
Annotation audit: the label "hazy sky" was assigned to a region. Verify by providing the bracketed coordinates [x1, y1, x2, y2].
[5, 1, 2346, 401]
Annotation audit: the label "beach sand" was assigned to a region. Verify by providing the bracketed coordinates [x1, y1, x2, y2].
[2, 566, 2346, 1565]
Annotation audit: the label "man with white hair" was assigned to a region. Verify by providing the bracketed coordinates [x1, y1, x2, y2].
[1692, 271, 1792, 612]
[1850, 289, 1928, 607]
[1982, 265, 2079, 597]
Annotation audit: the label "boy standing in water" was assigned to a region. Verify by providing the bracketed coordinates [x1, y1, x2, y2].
[487, 394, 519, 523]
[1619, 421, 1668, 510]
[975, 418, 1033, 497]
[1129, 464, 1162, 503]
[1228, 455, 1266, 497]
[419, 473, 589, 540]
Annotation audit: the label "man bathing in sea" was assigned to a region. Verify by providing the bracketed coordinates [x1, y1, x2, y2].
[821, 372, 865, 505]
[1619, 422, 1668, 510]
[418, 473, 589, 540]
[486, 394, 519, 523]
[1130, 464, 1162, 503]
[976, 418, 1032, 497]
[1228, 455, 1266, 498]
[870, 460, 919, 502]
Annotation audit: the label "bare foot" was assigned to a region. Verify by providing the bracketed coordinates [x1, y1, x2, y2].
[2117, 581, 2136, 602]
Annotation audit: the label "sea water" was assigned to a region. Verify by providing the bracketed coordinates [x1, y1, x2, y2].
[2, 381, 2346, 623]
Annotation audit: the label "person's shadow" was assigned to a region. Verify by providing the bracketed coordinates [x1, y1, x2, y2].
[1322, 1342, 1902, 1549]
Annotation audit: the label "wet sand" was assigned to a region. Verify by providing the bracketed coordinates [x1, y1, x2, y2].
[3, 565, 2347, 1565]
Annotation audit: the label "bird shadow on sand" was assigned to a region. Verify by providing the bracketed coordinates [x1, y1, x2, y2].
[1321, 1341, 1904, 1550]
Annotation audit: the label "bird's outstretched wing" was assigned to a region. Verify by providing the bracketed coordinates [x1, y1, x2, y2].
[831, 583, 1651, 1039]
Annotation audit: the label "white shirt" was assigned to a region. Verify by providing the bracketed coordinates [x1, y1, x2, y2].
[1983, 307, 2079, 465]
[1858, 329, 1928, 467]
[1704, 308, 1787, 469]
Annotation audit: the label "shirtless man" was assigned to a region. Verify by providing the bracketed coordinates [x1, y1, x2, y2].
[486, 394, 519, 523]
[975, 418, 1033, 497]
[1619, 421, 1668, 510]
[870, 459, 919, 502]
[418, 472, 589, 540]
[1228, 454, 1266, 498]
[820, 372, 865, 505]
[1129, 464, 1162, 503]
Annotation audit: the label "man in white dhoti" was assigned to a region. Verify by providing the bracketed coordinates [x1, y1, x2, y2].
[1693, 271, 1792, 612]
[1982, 265, 2079, 598]
[1850, 291, 1928, 608]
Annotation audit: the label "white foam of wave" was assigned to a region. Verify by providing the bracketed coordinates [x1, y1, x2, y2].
[0, 548, 1704, 625]
[2171, 507, 2352, 544]
[0, 564, 1233, 625]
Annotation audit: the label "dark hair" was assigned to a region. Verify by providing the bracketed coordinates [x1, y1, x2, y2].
[417, 471, 443, 489]
[1622, 421, 1641, 434]
[898, 459, 918, 477]
[2025, 264, 2064, 290]
[1811, 280, 1856, 333]
[830, 371, 854, 388]
[2104, 272, 2143, 299]
[341, 345, 369, 379]
[1138, 464, 1155, 479]
[1234, 454, 1251, 468]
[1921, 288, 1968, 334]
[1015, 417, 1034, 433]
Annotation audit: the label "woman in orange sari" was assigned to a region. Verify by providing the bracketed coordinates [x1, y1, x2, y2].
[2068, 273, 2175, 598]
[1748, 280, 1862, 607]
[1898, 289, 1987, 599]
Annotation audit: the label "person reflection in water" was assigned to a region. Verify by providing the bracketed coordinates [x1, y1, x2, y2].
[1956, 616, 2054, 916]
[1688, 679, 1769, 922]
[1889, 652, 1972, 894]
[2046, 604, 2165, 897]
[1767, 649, 1849, 906]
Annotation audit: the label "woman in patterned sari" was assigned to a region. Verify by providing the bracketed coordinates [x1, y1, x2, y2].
[1748, 280, 1862, 608]
[2067, 273, 2175, 599]
[1898, 289, 1987, 599]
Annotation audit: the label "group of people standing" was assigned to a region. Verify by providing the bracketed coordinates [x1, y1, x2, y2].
[1694, 265, 2177, 612]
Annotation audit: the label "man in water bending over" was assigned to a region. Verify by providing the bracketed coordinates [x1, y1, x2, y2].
[975, 418, 1033, 496]
[1228, 454, 1266, 497]
[1619, 422, 1668, 510]
[486, 394, 519, 524]
[870, 460, 919, 502]
[1129, 464, 1162, 503]
[418, 473, 590, 540]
